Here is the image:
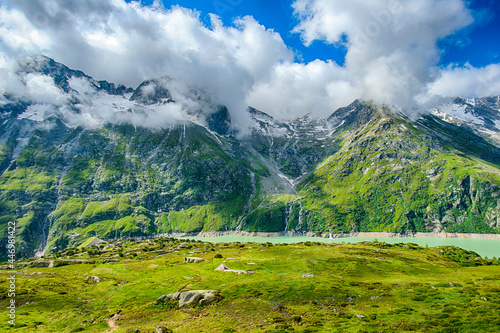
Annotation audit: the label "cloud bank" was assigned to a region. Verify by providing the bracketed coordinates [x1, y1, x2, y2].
[0, 0, 499, 130]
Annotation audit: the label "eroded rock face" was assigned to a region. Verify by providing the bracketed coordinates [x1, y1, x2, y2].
[156, 290, 221, 308]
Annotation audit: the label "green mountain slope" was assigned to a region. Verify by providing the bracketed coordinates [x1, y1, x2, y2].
[0, 120, 257, 258]
[298, 102, 500, 234]
[1, 57, 500, 259]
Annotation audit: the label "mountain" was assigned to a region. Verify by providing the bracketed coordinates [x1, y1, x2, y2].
[1, 56, 500, 259]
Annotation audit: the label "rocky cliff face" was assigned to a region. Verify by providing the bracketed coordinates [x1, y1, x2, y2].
[1, 56, 500, 259]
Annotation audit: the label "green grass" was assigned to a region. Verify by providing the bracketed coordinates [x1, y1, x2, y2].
[168, 197, 247, 233]
[77, 237, 98, 248]
[0, 167, 57, 192]
[1, 239, 499, 332]
[79, 195, 134, 221]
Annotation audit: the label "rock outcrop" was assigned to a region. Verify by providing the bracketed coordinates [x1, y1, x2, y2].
[156, 290, 222, 308]
[184, 257, 206, 263]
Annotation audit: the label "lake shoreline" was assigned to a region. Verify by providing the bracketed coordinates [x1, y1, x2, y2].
[166, 230, 500, 240]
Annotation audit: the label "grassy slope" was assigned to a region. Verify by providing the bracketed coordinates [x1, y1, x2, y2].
[0, 123, 254, 257]
[1, 239, 499, 332]
[299, 110, 500, 234]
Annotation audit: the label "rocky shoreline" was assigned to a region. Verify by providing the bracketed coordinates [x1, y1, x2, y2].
[147, 230, 500, 240]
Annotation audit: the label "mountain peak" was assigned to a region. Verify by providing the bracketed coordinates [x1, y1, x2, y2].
[207, 105, 232, 136]
[16, 55, 132, 96]
[129, 78, 173, 105]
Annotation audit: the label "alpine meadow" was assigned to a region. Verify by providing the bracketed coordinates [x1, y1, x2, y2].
[1, 0, 500, 332]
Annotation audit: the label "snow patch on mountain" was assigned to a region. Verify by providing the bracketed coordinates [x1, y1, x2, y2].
[430, 103, 485, 126]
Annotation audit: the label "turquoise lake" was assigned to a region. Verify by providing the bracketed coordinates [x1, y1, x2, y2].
[182, 235, 500, 259]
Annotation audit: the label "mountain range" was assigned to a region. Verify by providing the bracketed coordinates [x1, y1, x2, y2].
[1, 55, 500, 259]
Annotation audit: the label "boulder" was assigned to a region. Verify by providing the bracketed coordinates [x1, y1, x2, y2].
[214, 263, 252, 274]
[198, 291, 218, 306]
[156, 292, 181, 304]
[215, 263, 229, 271]
[84, 275, 100, 284]
[157, 290, 221, 307]
[184, 257, 206, 263]
[302, 273, 315, 278]
[179, 291, 204, 307]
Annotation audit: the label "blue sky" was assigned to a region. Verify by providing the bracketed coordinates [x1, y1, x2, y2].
[135, 0, 500, 68]
[439, 0, 500, 67]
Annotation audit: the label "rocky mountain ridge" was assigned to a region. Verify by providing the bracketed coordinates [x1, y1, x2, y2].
[1, 56, 500, 259]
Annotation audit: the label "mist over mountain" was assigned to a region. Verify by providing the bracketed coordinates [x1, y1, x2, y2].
[1, 56, 500, 259]
[1, 0, 500, 130]
[1, 0, 500, 259]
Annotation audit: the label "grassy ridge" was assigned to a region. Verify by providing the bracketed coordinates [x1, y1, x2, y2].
[1, 238, 499, 332]
[298, 113, 500, 235]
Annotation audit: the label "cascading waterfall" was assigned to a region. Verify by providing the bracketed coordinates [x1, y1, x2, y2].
[295, 201, 303, 232]
[283, 199, 306, 234]
[35, 166, 68, 257]
[284, 203, 291, 233]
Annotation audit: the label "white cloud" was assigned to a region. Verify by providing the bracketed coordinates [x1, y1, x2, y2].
[427, 64, 500, 98]
[292, 0, 477, 106]
[0, 0, 499, 131]
[24, 73, 68, 105]
[0, 7, 52, 53]
[0, 0, 293, 131]
[247, 60, 360, 119]
[18, 74, 189, 129]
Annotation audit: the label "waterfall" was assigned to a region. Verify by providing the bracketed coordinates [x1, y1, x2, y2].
[284, 203, 291, 233]
[295, 201, 303, 232]
[35, 166, 68, 257]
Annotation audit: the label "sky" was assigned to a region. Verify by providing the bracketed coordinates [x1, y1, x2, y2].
[150, 0, 500, 68]
[1, 0, 500, 130]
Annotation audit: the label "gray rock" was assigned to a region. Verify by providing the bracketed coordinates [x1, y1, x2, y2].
[199, 292, 218, 306]
[184, 257, 206, 263]
[179, 291, 204, 308]
[84, 275, 100, 284]
[156, 290, 221, 307]
[156, 292, 180, 303]
[166, 292, 181, 300]
[177, 290, 221, 308]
